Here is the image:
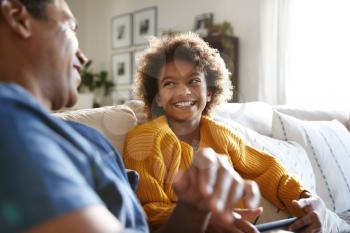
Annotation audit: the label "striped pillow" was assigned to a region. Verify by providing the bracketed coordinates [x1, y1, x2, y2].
[272, 111, 350, 213]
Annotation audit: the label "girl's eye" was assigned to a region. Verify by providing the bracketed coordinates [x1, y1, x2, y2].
[190, 78, 201, 85]
[163, 82, 175, 87]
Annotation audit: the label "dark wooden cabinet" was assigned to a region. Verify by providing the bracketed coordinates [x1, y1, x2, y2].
[204, 35, 239, 102]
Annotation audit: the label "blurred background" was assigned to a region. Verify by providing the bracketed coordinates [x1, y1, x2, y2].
[67, 0, 350, 110]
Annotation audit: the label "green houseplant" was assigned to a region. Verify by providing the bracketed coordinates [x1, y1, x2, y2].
[207, 21, 234, 37]
[78, 60, 115, 107]
[207, 21, 235, 51]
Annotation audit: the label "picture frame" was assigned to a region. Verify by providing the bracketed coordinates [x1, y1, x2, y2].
[111, 52, 132, 86]
[133, 7, 157, 45]
[111, 13, 132, 49]
[193, 13, 214, 34]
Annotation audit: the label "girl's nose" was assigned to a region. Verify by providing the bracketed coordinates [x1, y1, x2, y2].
[176, 84, 191, 96]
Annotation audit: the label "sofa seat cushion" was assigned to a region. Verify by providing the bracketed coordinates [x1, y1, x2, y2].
[272, 111, 350, 213]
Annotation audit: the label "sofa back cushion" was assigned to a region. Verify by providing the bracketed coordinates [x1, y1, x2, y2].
[55, 105, 137, 153]
[274, 106, 350, 130]
[215, 102, 274, 136]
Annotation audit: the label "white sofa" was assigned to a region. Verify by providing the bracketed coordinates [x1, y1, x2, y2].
[55, 101, 350, 231]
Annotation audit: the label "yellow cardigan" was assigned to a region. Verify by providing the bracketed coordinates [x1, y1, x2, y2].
[123, 115, 306, 229]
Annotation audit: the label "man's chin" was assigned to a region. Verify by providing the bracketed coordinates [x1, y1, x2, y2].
[57, 91, 78, 110]
[65, 94, 78, 109]
[64, 101, 76, 109]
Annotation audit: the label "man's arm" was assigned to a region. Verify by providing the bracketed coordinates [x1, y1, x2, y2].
[28, 205, 123, 233]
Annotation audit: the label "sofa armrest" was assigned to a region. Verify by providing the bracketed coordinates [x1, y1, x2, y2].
[54, 105, 137, 154]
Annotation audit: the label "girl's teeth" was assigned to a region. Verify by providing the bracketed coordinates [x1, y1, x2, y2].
[176, 101, 193, 107]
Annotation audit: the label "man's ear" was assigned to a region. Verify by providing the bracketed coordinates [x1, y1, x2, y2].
[0, 0, 32, 38]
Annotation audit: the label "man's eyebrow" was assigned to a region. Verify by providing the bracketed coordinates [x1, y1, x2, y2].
[67, 17, 79, 32]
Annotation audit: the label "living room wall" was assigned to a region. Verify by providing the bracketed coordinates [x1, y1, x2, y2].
[66, 0, 262, 102]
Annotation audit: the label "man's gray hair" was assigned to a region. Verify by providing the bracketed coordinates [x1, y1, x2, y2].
[19, 0, 54, 19]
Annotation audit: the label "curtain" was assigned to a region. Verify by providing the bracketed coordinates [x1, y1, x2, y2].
[258, 0, 290, 105]
[260, 0, 350, 107]
[284, 0, 350, 108]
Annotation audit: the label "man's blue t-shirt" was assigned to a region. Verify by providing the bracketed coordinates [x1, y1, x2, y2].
[0, 84, 148, 233]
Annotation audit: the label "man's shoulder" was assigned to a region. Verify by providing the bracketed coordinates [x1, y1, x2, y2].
[0, 120, 102, 233]
[0, 89, 51, 134]
[65, 120, 104, 141]
[0, 104, 49, 144]
[0, 102, 93, 169]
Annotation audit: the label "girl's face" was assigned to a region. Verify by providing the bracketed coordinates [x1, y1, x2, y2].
[156, 59, 211, 123]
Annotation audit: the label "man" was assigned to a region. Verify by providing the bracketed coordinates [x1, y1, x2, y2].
[0, 0, 261, 232]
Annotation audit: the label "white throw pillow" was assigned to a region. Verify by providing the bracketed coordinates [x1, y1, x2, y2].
[215, 116, 316, 222]
[272, 111, 350, 213]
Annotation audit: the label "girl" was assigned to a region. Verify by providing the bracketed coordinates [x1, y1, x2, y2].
[123, 33, 324, 232]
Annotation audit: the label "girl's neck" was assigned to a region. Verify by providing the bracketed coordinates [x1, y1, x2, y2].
[167, 118, 201, 147]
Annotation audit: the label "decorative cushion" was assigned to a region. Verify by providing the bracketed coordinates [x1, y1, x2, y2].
[272, 111, 350, 213]
[215, 116, 316, 223]
[55, 105, 137, 153]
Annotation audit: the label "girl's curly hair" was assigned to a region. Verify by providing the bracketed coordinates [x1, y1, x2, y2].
[134, 32, 233, 119]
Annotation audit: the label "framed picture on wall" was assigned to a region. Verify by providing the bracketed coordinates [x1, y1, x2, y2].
[111, 52, 131, 86]
[193, 12, 214, 31]
[193, 12, 214, 37]
[111, 13, 132, 49]
[133, 7, 157, 45]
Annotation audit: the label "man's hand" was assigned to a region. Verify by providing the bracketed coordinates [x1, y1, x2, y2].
[205, 208, 263, 233]
[289, 192, 326, 233]
[173, 148, 261, 232]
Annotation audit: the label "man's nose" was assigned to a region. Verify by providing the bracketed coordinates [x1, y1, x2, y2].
[76, 49, 88, 66]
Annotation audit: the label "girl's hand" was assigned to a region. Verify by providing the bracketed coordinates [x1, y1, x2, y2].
[289, 192, 326, 233]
